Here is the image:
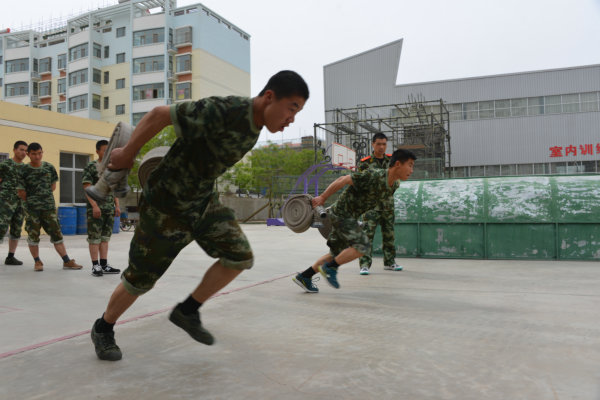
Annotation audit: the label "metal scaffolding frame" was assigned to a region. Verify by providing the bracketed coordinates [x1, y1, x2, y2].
[314, 97, 451, 179]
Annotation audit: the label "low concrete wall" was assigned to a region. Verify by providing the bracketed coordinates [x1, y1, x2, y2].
[219, 196, 271, 222]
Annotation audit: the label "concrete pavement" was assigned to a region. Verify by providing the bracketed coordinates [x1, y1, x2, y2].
[1, 225, 599, 399]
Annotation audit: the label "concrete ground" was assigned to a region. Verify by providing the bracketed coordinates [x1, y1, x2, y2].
[0, 225, 599, 400]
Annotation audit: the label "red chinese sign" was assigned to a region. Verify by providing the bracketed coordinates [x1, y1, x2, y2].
[549, 143, 600, 157]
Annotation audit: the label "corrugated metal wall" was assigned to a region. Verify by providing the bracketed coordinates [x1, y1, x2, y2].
[372, 175, 600, 260]
[323, 40, 600, 167]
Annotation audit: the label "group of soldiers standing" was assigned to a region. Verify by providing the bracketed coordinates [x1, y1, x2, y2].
[0, 140, 120, 276]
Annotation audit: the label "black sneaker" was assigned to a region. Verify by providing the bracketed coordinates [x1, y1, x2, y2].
[91, 320, 122, 361]
[101, 264, 120, 274]
[169, 304, 215, 345]
[92, 265, 103, 277]
[292, 273, 319, 293]
[5, 256, 23, 265]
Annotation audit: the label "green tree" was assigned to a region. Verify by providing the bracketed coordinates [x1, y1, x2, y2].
[127, 125, 176, 191]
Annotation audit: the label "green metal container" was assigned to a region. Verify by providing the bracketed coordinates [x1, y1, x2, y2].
[372, 175, 600, 260]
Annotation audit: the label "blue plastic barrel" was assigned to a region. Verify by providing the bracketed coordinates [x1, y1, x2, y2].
[113, 216, 120, 234]
[76, 206, 87, 234]
[57, 207, 77, 235]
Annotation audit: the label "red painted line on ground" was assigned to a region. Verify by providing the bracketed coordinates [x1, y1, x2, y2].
[0, 272, 295, 360]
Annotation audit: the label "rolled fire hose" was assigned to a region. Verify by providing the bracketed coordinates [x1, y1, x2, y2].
[85, 121, 133, 202]
[282, 194, 331, 238]
[138, 146, 170, 189]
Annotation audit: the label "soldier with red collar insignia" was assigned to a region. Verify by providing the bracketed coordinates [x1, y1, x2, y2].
[356, 133, 403, 275]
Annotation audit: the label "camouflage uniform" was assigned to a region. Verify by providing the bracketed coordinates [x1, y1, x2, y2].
[121, 96, 260, 296]
[357, 153, 397, 268]
[0, 159, 25, 244]
[82, 160, 116, 244]
[17, 162, 63, 245]
[328, 168, 399, 258]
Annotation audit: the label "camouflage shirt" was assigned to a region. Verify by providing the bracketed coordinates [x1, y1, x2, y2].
[144, 96, 261, 213]
[331, 168, 399, 219]
[17, 162, 59, 212]
[82, 160, 115, 212]
[357, 153, 394, 211]
[0, 159, 24, 203]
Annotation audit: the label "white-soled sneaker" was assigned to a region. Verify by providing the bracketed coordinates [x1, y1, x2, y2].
[102, 264, 121, 274]
[384, 264, 403, 271]
[359, 267, 370, 275]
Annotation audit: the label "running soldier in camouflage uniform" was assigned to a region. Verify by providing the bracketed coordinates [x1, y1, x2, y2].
[356, 133, 403, 275]
[293, 149, 416, 293]
[91, 70, 309, 361]
[82, 140, 121, 277]
[0, 140, 27, 265]
[17, 143, 83, 272]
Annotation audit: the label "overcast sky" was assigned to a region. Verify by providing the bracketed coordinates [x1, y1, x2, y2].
[2, 0, 600, 144]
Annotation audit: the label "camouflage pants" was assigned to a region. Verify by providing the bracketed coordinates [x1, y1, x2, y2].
[121, 192, 254, 296]
[25, 209, 64, 245]
[358, 209, 396, 268]
[0, 200, 24, 243]
[326, 212, 370, 258]
[86, 208, 114, 244]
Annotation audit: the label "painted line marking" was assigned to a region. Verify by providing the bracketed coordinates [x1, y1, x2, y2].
[0, 272, 295, 360]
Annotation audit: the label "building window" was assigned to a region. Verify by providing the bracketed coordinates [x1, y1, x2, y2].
[93, 68, 101, 84]
[39, 81, 51, 97]
[5, 58, 29, 73]
[69, 43, 88, 62]
[39, 57, 52, 73]
[59, 152, 89, 204]
[510, 98, 527, 117]
[132, 112, 147, 126]
[133, 55, 164, 74]
[69, 69, 88, 86]
[93, 43, 102, 58]
[116, 78, 125, 89]
[57, 78, 66, 94]
[116, 53, 125, 64]
[133, 28, 164, 46]
[581, 92, 599, 112]
[5, 82, 29, 97]
[527, 97, 544, 115]
[92, 94, 101, 110]
[103, 96, 109, 110]
[133, 83, 164, 100]
[175, 26, 192, 45]
[561, 94, 580, 113]
[544, 95, 562, 114]
[103, 71, 109, 84]
[0, 153, 8, 162]
[116, 27, 126, 38]
[116, 104, 125, 115]
[176, 54, 191, 73]
[39, 105, 51, 111]
[176, 82, 191, 100]
[69, 94, 88, 112]
[57, 54, 67, 70]
[57, 102, 66, 113]
[104, 46, 110, 58]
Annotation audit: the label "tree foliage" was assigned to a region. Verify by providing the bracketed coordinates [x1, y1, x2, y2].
[127, 125, 176, 190]
[220, 143, 323, 196]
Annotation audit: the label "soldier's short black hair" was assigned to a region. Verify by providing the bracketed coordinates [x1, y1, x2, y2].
[14, 140, 27, 149]
[372, 133, 387, 143]
[389, 149, 417, 166]
[96, 140, 109, 151]
[27, 142, 42, 153]
[258, 70, 309, 100]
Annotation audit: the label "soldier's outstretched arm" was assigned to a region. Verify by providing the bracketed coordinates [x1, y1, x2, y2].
[109, 105, 172, 170]
[311, 174, 353, 207]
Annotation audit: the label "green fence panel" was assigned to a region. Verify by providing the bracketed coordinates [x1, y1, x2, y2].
[554, 176, 600, 223]
[418, 179, 485, 223]
[371, 175, 600, 260]
[487, 177, 553, 223]
[419, 224, 484, 258]
[558, 224, 600, 260]
[487, 224, 556, 259]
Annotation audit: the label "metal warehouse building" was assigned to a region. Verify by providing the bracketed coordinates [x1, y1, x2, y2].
[322, 39, 600, 178]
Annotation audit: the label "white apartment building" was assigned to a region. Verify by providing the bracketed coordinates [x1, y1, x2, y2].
[0, 0, 250, 126]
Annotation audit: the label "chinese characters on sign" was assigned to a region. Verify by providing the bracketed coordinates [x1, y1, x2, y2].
[549, 143, 600, 157]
